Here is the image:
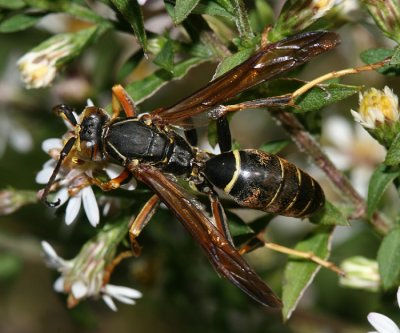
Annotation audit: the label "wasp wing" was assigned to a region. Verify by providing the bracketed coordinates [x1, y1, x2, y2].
[130, 163, 282, 307]
[152, 31, 340, 127]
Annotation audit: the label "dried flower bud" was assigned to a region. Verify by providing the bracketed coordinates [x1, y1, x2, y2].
[361, 0, 400, 42]
[273, 0, 336, 38]
[0, 189, 37, 215]
[17, 36, 74, 89]
[41, 218, 141, 310]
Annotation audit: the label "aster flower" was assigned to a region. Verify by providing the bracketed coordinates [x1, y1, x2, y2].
[0, 189, 37, 215]
[362, 0, 400, 42]
[367, 287, 400, 333]
[36, 138, 101, 226]
[42, 237, 142, 310]
[37, 97, 137, 226]
[273, 0, 337, 38]
[17, 36, 74, 89]
[351, 86, 400, 148]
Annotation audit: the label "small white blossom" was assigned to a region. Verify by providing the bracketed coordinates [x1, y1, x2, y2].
[36, 138, 101, 227]
[339, 256, 380, 291]
[310, 0, 336, 20]
[41, 241, 142, 310]
[368, 287, 400, 333]
[351, 86, 399, 129]
[18, 36, 74, 89]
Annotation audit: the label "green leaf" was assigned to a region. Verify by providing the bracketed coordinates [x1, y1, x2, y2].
[0, 0, 25, 9]
[213, 0, 235, 12]
[360, 48, 400, 75]
[385, 132, 400, 166]
[377, 227, 400, 290]
[55, 25, 110, 66]
[125, 57, 207, 103]
[174, 0, 200, 24]
[110, 0, 147, 52]
[117, 49, 145, 82]
[361, 48, 393, 64]
[282, 226, 333, 320]
[259, 140, 289, 154]
[23, 1, 105, 23]
[214, 47, 253, 78]
[192, 1, 234, 18]
[226, 211, 254, 237]
[294, 83, 361, 113]
[153, 38, 174, 73]
[0, 13, 43, 33]
[309, 201, 350, 226]
[367, 164, 400, 219]
[390, 45, 400, 66]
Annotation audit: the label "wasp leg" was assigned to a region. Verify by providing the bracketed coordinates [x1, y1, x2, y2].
[216, 115, 232, 152]
[264, 241, 345, 276]
[209, 193, 235, 247]
[103, 250, 133, 285]
[90, 168, 133, 191]
[111, 84, 137, 118]
[128, 194, 160, 256]
[292, 59, 389, 99]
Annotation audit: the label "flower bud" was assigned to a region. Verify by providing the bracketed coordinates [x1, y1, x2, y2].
[273, 0, 336, 38]
[0, 189, 37, 215]
[339, 256, 380, 291]
[361, 0, 400, 42]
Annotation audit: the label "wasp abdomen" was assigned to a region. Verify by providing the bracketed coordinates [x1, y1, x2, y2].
[204, 149, 324, 217]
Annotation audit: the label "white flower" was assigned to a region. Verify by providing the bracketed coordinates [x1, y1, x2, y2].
[41, 241, 142, 310]
[17, 36, 74, 89]
[310, 0, 336, 20]
[37, 136, 137, 226]
[351, 86, 399, 130]
[102, 284, 143, 311]
[368, 287, 400, 333]
[36, 138, 101, 227]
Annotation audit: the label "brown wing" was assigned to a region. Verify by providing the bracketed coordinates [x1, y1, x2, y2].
[152, 31, 340, 127]
[130, 163, 282, 308]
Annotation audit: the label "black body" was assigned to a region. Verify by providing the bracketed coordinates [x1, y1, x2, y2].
[204, 150, 324, 217]
[104, 118, 195, 176]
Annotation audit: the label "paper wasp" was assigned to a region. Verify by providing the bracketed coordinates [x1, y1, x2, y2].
[41, 31, 340, 307]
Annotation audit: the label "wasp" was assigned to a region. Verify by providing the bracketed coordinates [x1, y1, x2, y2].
[41, 31, 340, 307]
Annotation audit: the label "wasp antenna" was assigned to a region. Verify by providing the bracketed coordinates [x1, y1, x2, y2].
[41, 137, 76, 207]
[52, 104, 78, 127]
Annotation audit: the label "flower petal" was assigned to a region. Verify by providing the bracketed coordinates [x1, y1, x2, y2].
[71, 281, 88, 299]
[41, 138, 63, 153]
[81, 186, 99, 227]
[102, 294, 118, 311]
[35, 166, 55, 184]
[65, 194, 82, 225]
[53, 276, 65, 293]
[104, 284, 143, 299]
[368, 312, 400, 333]
[397, 287, 400, 308]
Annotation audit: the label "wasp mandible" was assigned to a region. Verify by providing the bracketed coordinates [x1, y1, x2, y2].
[41, 31, 340, 307]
